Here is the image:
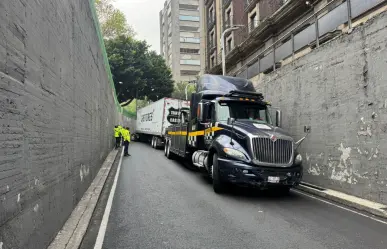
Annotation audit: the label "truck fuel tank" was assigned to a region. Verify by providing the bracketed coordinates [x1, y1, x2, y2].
[192, 151, 209, 168]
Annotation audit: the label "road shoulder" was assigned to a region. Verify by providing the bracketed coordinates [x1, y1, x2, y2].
[297, 182, 387, 219]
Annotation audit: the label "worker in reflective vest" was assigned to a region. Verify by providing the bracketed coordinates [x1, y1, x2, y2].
[123, 127, 131, 157]
[114, 125, 121, 149]
[118, 125, 124, 146]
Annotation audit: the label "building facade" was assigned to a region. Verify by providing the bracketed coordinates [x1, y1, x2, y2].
[202, 0, 385, 80]
[160, 0, 202, 83]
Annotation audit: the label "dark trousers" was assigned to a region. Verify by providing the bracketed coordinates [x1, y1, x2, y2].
[124, 141, 129, 155]
[115, 137, 121, 148]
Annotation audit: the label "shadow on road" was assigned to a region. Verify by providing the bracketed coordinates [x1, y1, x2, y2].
[169, 154, 302, 202]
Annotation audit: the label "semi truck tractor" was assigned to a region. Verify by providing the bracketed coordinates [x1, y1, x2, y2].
[164, 74, 308, 193]
[135, 98, 190, 149]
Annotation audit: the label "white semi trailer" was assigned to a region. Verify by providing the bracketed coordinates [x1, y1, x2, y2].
[135, 98, 190, 148]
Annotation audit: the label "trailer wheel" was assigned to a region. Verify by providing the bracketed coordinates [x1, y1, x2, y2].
[212, 153, 225, 194]
[151, 137, 156, 148]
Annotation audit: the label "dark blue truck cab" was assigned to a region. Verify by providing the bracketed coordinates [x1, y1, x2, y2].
[165, 74, 307, 193]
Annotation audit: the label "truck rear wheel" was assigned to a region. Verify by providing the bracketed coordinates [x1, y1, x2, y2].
[166, 141, 173, 159]
[212, 153, 225, 194]
[164, 140, 168, 156]
[151, 137, 155, 148]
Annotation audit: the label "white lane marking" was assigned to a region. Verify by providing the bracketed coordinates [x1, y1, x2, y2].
[292, 189, 387, 225]
[94, 149, 124, 249]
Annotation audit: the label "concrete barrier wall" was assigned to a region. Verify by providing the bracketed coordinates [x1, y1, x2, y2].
[254, 11, 387, 204]
[0, 0, 125, 248]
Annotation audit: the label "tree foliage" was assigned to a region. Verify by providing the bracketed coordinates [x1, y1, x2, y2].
[105, 36, 174, 105]
[172, 81, 196, 100]
[95, 0, 135, 38]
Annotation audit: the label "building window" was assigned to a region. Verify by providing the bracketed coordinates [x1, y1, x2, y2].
[226, 37, 233, 53]
[179, 4, 198, 10]
[210, 55, 215, 68]
[208, 4, 214, 23]
[180, 26, 199, 32]
[180, 48, 200, 54]
[209, 29, 215, 48]
[180, 37, 200, 43]
[179, 15, 200, 22]
[180, 59, 201, 65]
[225, 5, 232, 27]
[181, 70, 199, 76]
[249, 8, 259, 32]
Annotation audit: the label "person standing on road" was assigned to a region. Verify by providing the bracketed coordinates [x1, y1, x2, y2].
[118, 125, 123, 146]
[123, 127, 131, 157]
[114, 125, 121, 149]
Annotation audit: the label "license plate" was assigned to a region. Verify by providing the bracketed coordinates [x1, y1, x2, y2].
[268, 176, 280, 183]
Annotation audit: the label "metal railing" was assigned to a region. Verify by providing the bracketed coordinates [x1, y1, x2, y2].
[235, 0, 385, 78]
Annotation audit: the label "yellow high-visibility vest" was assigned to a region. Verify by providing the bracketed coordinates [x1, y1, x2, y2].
[114, 127, 120, 138]
[122, 129, 131, 142]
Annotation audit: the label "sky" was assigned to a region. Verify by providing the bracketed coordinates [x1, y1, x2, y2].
[113, 0, 166, 54]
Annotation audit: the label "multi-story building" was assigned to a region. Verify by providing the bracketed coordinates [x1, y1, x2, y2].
[202, 0, 386, 80]
[160, 0, 202, 83]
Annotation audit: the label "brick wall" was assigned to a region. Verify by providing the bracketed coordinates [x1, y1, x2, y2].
[0, 0, 121, 248]
[255, 11, 387, 204]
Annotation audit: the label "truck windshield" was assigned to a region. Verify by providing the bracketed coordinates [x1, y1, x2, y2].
[217, 102, 272, 124]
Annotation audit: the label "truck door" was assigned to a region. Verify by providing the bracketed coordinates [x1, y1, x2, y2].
[178, 112, 188, 155]
[203, 103, 215, 149]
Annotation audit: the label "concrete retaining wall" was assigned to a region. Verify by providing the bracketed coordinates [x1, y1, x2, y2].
[255, 11, 387, 204]
[0, 0, 125, 248]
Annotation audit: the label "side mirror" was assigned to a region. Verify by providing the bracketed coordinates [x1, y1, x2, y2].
[197, 102, 204, 122]
[227, 117, 235, 125]
[304, 126, 311, 133]
[275, 110, 282, 127]
[296, 125, 311, 150]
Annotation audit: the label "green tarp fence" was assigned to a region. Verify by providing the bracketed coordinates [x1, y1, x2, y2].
[88, 0, 136, 118]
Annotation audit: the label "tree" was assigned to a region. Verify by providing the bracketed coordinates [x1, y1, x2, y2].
[172, 81, 196, 100]
[95, 0, 135, 38]
[105, 36, 174, 106]
[144, 51, 175, 102]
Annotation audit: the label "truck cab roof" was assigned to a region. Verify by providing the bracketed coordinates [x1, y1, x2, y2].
[197, 75, 255, 97]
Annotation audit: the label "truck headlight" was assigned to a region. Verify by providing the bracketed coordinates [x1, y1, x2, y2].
[223, 148, 247, 161]
[294, 154, 302, 165]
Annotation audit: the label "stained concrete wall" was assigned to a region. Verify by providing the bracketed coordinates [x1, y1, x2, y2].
[0, 0, 124, 248]
[255, 11, 387, 204]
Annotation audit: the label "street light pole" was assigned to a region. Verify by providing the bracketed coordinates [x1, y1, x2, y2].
[221, 25, 243, 76]
[185, 81, 196, 100]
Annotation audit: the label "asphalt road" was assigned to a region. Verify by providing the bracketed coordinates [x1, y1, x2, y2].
[102, 142, 387, 249]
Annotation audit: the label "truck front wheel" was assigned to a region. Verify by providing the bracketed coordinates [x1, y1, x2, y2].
[212, 153, 225, 194]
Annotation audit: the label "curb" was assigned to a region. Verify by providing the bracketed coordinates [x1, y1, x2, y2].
[296, 182, 387, 219]
[48, 149, 121, 249]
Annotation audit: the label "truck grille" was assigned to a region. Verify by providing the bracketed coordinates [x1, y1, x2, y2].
[252, 137, 293, 164]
